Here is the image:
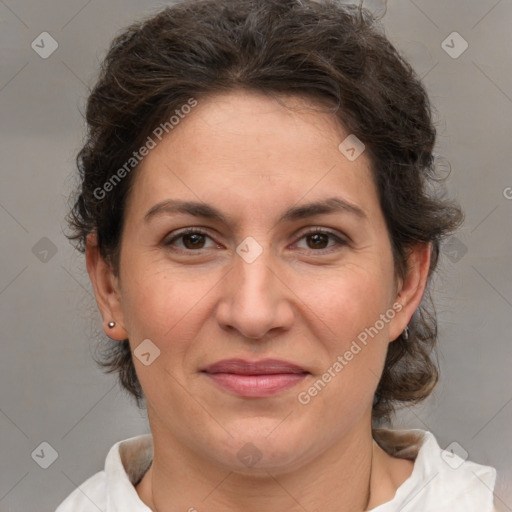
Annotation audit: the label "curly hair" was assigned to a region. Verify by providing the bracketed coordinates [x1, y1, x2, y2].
[66, 0, 463, 425]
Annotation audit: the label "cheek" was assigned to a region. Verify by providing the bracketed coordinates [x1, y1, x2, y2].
[296, 261, 394, 405]
[119, 256, 208, 350]
[120, 268, 211, 404]
[303, 261, 395, 346]
[296, 275, 392, 427]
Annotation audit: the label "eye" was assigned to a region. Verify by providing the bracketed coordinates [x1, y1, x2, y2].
[163, 228, 219, 252]
[294, 228, 347, 254]
[163, 227, 347, 255]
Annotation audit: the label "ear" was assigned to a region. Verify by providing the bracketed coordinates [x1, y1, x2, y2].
[85, 233, 128, 340]
[388, 242, 431, 342]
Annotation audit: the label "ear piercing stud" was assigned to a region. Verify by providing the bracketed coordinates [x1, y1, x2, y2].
[403, 325, 409, 340]
[108, 321, 116, 328]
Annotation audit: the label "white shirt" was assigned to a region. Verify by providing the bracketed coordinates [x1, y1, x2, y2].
[55, 429, 497, 512]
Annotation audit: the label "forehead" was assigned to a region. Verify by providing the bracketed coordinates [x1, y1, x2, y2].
[128, 89, 380, 224]
[172, 90, 349, 164]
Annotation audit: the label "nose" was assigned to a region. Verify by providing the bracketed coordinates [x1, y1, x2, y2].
[215, 242, 295, 340]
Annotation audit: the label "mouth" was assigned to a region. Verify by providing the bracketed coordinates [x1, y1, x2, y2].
[201, 358, 310, 398]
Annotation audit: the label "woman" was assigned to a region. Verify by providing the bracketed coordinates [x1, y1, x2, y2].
[57, 0, 497, 510]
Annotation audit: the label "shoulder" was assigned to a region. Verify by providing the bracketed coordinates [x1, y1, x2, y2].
[372, 428, 497, 512]
[54, 434, 153, 512]
[55, 471, 106, 511]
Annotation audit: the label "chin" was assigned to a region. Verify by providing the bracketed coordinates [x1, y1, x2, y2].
[205, 423, 316, 475]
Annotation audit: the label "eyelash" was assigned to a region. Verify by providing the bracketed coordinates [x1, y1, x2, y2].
[163, 227, 348, 255]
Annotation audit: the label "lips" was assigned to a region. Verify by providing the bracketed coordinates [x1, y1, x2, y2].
[202, 358, 308, 375]
[201, 358, 309, 398]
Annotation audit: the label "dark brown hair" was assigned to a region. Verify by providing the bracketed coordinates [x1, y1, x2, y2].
[66, 0, 463, 425]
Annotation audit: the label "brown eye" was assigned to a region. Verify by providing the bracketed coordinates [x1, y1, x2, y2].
[181, 232, 207, 249]
[295, 229, 347, 254]
[306, 232, 330, 250]
[164, 228, 217, 252]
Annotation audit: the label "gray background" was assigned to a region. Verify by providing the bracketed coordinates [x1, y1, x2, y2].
[1, 0, 511, 510]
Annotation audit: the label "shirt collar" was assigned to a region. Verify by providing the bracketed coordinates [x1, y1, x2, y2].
[103, 429, 496, 511]
[105, 433, 153, 511]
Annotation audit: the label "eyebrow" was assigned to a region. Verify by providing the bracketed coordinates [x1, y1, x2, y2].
[144, 197, 367, 225]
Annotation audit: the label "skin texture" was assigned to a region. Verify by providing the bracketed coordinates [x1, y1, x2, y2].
[86, 90, 430, 511]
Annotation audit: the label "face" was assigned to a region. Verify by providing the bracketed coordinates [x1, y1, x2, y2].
[89, 90, 428, 474]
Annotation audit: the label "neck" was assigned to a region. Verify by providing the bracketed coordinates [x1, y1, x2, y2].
[136, 412, 406, 512]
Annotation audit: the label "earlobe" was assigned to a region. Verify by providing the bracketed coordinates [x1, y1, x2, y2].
[85, 233, 128, 341]
[388, 242, 431, 342]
